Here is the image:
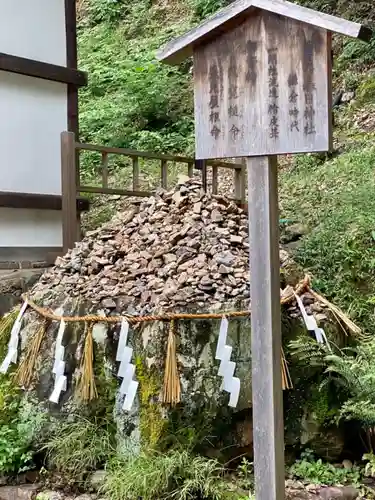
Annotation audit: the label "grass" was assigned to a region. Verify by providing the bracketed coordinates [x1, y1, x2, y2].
[280, 144, 375, 332]
[102, 448, 228, 500]
[42, 415, 115, 482]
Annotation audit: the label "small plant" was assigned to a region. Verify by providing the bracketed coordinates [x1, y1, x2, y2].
[237, 458, 254, 492]
[42, 415, 116, 483]
[290, 453, 362, 486]
[0, 425, 33, 473]
[363, 453, 375, 478]
[103, 448, 227, 500]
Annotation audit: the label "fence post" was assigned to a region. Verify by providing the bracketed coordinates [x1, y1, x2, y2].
[234, 161, 246, 203]
[61, 131, 78, 254]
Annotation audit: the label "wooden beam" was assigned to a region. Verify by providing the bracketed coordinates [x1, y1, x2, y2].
[0, 191, 89, 212]
[247, 155, 284, 500]
[0, 52, 87, 86]
[61, 131, 79, 253]
[65, 0, 80, 138]
[79, 186, 151, 198]
[0, 248, 63, 268]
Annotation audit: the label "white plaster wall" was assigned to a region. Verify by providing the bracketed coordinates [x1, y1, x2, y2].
[0, 208, 62, 247]
[0, 72, 67, 196]
[0, 0, 66, 66]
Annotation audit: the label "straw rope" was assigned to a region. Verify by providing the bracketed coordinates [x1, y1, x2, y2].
[21, 275, 311, 325]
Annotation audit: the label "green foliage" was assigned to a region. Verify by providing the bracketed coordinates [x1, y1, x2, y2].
[355, 76, 375, 107]
[78, 0, 195, 174]
[102, 448, 227, 500]
[42, 415, 115, 482]
[190, 0, 230, 21]
[0, 378, 46, 474]
[236, 458, 254, 492]
[289, 336, 328, 371]
[280, 146, 375, 332]
[83, 0, 128, 26]
[290, 450, 362, 485]
[336, 38, 375, 70]
[363, 453, 375, 477]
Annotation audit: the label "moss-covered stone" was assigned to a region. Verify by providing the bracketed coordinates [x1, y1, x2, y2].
[135, 355, 166, 449]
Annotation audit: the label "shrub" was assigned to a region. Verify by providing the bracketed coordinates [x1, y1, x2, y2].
[290, 450, 362, 485]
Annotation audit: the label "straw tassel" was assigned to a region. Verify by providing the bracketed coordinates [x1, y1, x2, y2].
[76, 322, 98, 402]
[162, 320, 181, 405]
[15, 320, 48, 388]
[281, 347, 293, 390]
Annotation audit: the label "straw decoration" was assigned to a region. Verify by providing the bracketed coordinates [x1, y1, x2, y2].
[162, 320, 181, 405]
[76, 322, 98, 402]
[0, 307, 21, 347]
[281, 347, 293, 390]
[15, 320, 48, 388]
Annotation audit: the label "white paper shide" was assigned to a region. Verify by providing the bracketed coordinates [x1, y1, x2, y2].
[49, 319, 67, 404]
[116, 319, 138, 411]
[0, 300, 28, 374]
[294, 293, 331, 349]
[215, 317, 240, 407]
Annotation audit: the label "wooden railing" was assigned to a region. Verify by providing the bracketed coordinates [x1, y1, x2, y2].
[61, 131, 246, 252]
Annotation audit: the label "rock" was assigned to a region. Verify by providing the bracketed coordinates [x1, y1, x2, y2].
[218, 265, 231, 274]
[0, 485, 40, 500]
[101, 298, 116, 309]
[342, 459, 353, 469]
[318, 486, 359, 500]
[36, 491, 64, 500]
[211, 209, 223, 222]
[88, 470, 106, 491]
[193, 202, 202, 214]
[341, 91, 355, 103]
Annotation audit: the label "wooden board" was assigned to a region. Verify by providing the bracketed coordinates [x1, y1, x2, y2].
[193, 11, 332, 159]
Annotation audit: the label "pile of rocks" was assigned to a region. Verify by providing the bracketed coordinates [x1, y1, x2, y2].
[33, 177, 295, 313]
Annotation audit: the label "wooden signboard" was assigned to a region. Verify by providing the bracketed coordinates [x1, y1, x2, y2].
[157, 1, 372, 499]
[193, 11, 332, 159]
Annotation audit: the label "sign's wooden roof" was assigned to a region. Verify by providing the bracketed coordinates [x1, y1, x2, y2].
[157, 0, 372, 65]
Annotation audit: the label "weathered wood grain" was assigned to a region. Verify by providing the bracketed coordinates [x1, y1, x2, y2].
[194, 11, 332, 158]
[61, 131, 79, 253]
[247, 155, 284, 500]
[157, 0, 371, 65]
[161, 159, 168, 188]
[132, 156, 140, 191]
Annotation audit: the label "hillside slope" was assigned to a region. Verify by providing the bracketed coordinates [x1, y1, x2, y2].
[78, 0, 375, 331]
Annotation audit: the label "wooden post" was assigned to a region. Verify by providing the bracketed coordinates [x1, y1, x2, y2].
[161, 159, 168, 189]
[247, 155, 284, 500]
[101, 152, 109, 188]
[132, 156, 140, 191]
[212, 165, 218, 195]
[61, 131, 78, 254]
[234, 162, 246, 203]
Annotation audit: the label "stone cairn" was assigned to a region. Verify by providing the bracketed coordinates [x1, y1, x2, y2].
[33, 177, 316, 318]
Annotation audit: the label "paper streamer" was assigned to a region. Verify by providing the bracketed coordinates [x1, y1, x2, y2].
[294, 294, 331, 350]
[0, 300, 28, 374]
[49, 319, 67, 403]
[116, 319, 138, 411]
[215, 317, 240, 408]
